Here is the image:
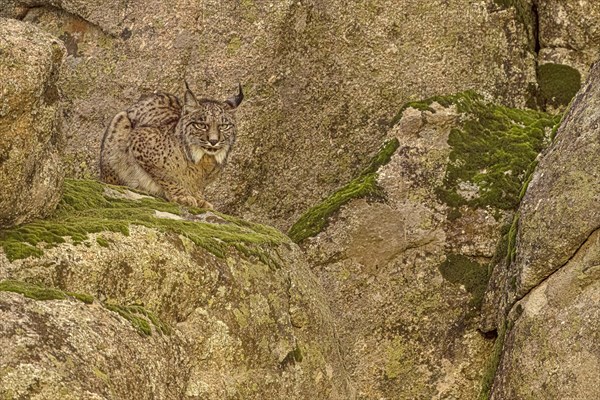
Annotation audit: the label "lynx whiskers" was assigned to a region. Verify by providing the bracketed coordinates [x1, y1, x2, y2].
[100, 82, 243, 209]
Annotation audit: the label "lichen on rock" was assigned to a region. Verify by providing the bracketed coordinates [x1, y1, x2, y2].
[0, 179, 354, 399]
[0, 17, 66, 228]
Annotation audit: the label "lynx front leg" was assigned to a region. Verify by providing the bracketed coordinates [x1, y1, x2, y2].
[154, 177, 199, 207]
[193, 193, 214, 210]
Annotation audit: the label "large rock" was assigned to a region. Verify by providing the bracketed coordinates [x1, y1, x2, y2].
[489, 229, 600, 399]
[292, 92, 560, 399]
[537, 0, 600, 79]
[482, 61, 600, 330]
[514, 61, 600, 298]
[0, 18, 65, 228]
[1, 0, 540, 229]
[480, 60, 600, 399]
[0, 288, 188, 399]
[0, 180, 354, 399]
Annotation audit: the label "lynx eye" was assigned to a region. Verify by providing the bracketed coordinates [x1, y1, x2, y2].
[218, 123, 233, 131]
[193, 122, 208, 130]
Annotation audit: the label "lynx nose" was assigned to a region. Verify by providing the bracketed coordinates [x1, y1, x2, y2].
[208, 138, 219, 146]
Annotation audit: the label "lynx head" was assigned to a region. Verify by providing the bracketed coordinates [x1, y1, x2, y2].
[178, 82, 244, 165]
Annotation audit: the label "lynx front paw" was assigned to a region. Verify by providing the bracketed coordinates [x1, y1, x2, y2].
[196, 199, 214, 210]
[172, 195, 198, 207]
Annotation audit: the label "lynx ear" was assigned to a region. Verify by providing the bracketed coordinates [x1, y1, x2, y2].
[225, 83, 244, 109]
[184, 80, 199, 108]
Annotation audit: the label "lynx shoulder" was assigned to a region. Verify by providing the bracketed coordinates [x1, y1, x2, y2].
[99, 83, 243, 209]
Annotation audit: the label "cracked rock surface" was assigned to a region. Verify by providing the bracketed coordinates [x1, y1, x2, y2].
[483, 60, 600, 330]
[485, 60, 600, 400]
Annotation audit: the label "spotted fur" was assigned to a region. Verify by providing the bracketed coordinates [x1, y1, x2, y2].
[99, 84, 243, 208]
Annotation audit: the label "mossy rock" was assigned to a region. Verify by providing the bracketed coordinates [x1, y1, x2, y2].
[0, 179, 287, 264]
[537, 63, 582, 108]
[396, 91, 561, 212]
[438, 254, 489, 310]
[478, 320, 510, 400]
[0, 279, 170, 336]
[290, 91, 561, 243]
[287, 138, 400, 243]
[0, 279, 93, 303]
[104, 302, 172, 336]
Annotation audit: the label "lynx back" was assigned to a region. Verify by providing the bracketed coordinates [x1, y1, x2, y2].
[99, 83, 243, 209]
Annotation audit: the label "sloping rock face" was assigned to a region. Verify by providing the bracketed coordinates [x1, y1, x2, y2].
[0, 180, 354, 399]
[0, 290, 189, 399]
[291, 93, 560, 399]
[1, 0, 540, 229]
[489, 230, 600, 400]
[0, 18, 65, 228]
[514, 62, 600, 299]
[484, 60, 600, 400]
[483, 61, 600, 328]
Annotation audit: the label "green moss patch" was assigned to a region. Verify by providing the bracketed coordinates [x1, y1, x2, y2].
[438, 254, 489, 309]
[0, 280, 169, 337]
[0, 279, 93, 303]
[288, 138, 400, 243]
[104, 303, 171, 336]
[478, 320, 512, 400]
[0, 179, 287, 263]
[96, 236, 110, 248]
[537, 63, 582, 108]
[505, 213, 519, 264]
[418, 91, 562, 212]
[389, 96, 456, 126]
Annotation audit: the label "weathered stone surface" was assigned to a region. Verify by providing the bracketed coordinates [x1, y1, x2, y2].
[295, 92, 562, 399]
[292, 93, 553, 399]
[0, 180, 354, 399]
[489, 229, 600, 400]
[516, 61, 600, 300]
[0, 18, 65, 228]
[537, 0, 600, 80]
[0, 291, 189, 399]
[0, 0, 538, 230]
[480, 59, 600, 400]
[482, 62, 600, 332]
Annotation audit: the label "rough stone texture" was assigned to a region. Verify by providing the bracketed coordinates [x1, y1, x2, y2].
[0, 0, 538, 230]
[515, 61, 600, 298]
[0, 18, 65, 228]
[489, 229, 600, 400]
[481, 60, 600, 399]
[0, 182, 354, 399]
[482, 61, 600, 330]
[0, 292, 189, 399]
[537, 0, 600, 79]
[302, 103, 497, 399]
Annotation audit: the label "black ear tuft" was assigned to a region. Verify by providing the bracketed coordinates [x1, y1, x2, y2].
[225, 83, 244, 109]
[184, 80, 199, 108]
